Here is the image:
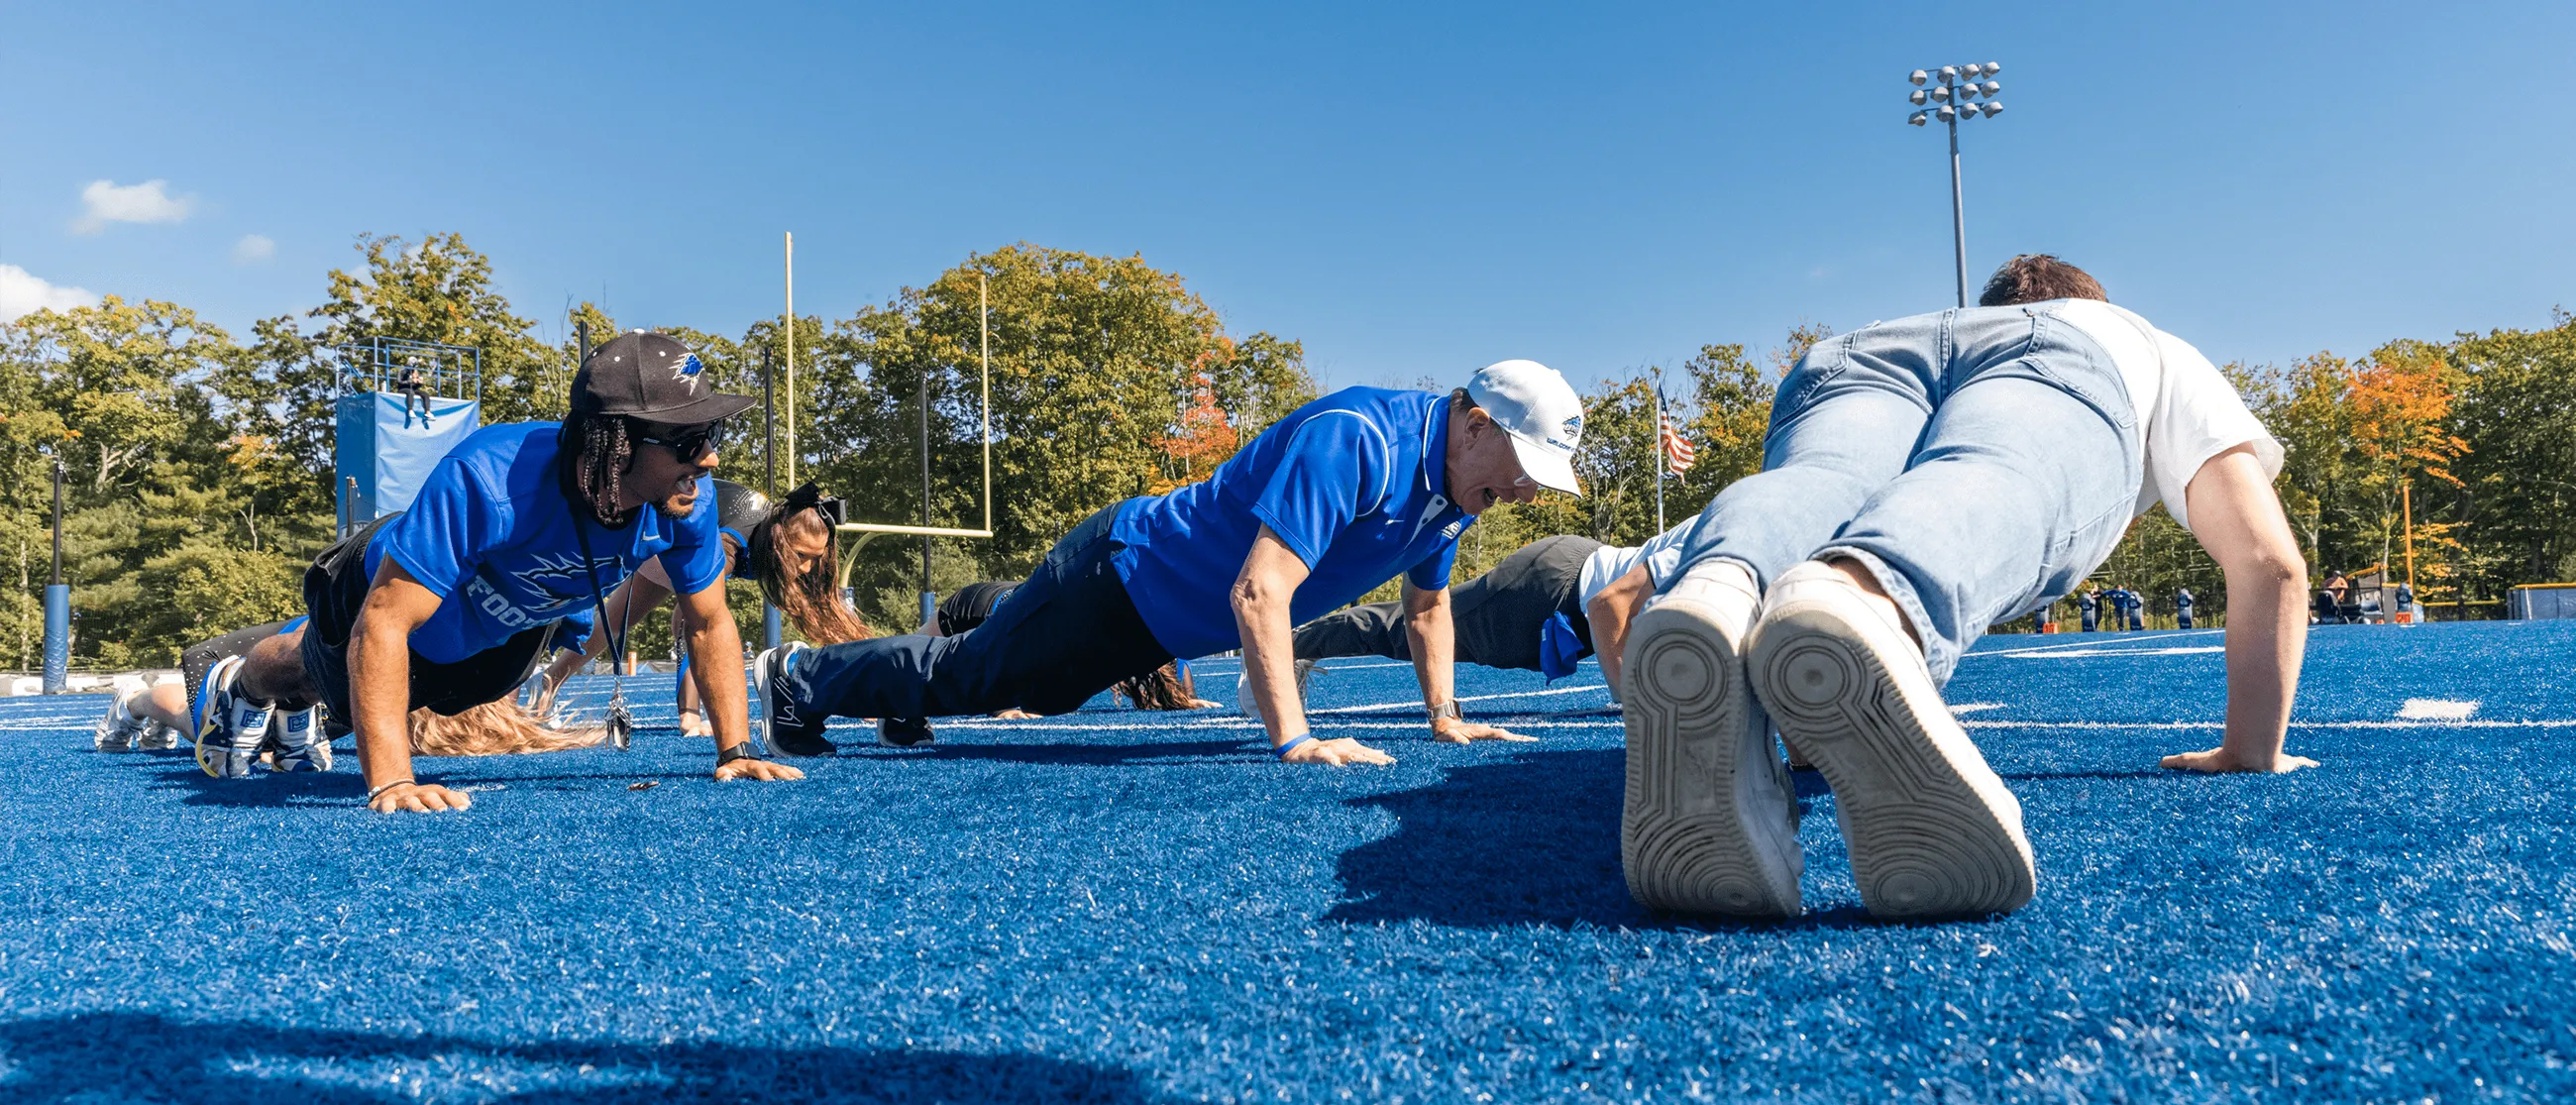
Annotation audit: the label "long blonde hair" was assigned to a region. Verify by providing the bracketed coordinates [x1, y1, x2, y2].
[407, 701, 604, 756]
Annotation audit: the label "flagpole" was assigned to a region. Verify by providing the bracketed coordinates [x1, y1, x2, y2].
[1654, 384, 1666, 534]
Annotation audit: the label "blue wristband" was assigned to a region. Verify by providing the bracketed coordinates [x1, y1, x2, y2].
[1272, 734, 1313, 760]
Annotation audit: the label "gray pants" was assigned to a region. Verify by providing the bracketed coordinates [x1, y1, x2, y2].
[1292, 535, 1603, 671]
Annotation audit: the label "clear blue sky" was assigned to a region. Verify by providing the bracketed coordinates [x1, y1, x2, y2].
[5, 1, 2570, 392]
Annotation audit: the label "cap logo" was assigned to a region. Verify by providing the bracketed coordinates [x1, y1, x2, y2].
[1554, 414, 1582, 448]
[673, 353, 704, 392]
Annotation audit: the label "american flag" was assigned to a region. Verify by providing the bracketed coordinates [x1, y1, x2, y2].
[1658, 400, 1696, 476]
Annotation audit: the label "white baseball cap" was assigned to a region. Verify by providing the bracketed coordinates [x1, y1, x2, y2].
[1466, 360, 1584, 496]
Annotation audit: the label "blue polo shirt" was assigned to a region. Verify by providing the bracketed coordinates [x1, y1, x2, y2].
[365, 422, 727, 664]
[1111, 387, 1471, 659]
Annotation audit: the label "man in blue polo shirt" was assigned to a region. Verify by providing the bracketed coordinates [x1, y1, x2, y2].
[756, 360, 1586, 765]
[190, 332, 805, 811]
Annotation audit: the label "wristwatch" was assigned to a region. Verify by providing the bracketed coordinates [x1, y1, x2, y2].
[1425, 701, 1460, 721]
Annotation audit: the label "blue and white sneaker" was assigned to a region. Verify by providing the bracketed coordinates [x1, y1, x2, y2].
[755, 643, 835, 757]
[191, 655, 271, 779]
[265, 706, 332, 773]
[94, 690, 153, 753]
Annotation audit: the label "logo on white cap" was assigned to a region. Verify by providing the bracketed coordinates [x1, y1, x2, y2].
[1466, 360, 1584, 496]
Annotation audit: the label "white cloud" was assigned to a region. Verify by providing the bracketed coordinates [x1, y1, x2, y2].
[232, 234, 276, 265]
[71, 178, 196, 234]
[0, 265, 100, 322]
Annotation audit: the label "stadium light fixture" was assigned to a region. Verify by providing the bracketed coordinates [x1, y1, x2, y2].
[1905, 58, 2008, 306]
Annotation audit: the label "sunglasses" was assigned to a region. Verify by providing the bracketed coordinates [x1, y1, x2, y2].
[631, 418, 727, 461]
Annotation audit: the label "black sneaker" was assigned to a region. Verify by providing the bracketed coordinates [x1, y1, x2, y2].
[878, 717, 936, 747]
[754, 643, 835, 757]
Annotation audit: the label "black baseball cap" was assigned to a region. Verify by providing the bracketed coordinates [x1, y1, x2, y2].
[571, 331, 759, 425]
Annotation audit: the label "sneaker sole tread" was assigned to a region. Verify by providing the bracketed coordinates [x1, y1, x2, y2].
[1750, 602, 2035, 920]
[1621, 594, 1802, 920]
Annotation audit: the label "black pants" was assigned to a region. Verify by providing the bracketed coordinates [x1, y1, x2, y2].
[1292, 534, 1601, 672]
[298, 516, 559, 736]
[789, 502, 1174, 719]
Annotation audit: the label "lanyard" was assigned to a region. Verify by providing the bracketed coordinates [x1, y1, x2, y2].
[570, 514, 636, 750]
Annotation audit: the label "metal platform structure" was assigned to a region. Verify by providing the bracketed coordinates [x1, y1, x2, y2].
[332, 336, 484, 534]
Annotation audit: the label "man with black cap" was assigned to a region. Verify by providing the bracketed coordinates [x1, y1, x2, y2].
[188, 330, 803, 811]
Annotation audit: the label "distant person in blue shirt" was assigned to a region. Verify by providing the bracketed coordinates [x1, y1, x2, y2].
[185, 332, 804, 812]
[754, 361, 1586, 766]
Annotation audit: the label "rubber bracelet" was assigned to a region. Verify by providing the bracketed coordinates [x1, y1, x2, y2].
[715, 741, 763, 767]
[1272, 734, 1313, 760]
[366, 779, 415, 802]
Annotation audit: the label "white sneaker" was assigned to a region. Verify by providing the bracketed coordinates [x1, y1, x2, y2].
[1235, 659, 1320, 727]
[191, 656, 271, 780]
[94, 691, 152, 753]
[1618, 560, 1803, 919]
[1747, 560, 2035, 920]
[265, 707, 332, 772]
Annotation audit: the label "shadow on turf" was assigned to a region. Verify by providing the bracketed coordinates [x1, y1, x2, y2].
[0, 1011, 1175, 1104]
[1326, 749, 1884, 932]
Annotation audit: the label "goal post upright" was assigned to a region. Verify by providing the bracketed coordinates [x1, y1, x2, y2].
[832, 262, 998, 593]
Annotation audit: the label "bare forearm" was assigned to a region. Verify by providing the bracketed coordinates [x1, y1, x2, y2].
[1405, 606, 1455, 712]
[1234, 593, 1307, 747]
[1588, 598, 1631, 694]
[348, 621, 417, 788]
[686, 613, 751, 753]
[2220, 573, 2306, 765]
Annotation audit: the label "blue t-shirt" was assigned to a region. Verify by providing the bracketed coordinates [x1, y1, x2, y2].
[1112, 387, 1471, 659]
[365, 422, 727, 664]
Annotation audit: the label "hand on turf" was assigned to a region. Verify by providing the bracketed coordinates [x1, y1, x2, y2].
[1279, 736, 1395, 766]
[1188, 698, 1223, 710]
[1430, 717, 1536, 744]
[370, 781, 473, 815]
[2158, 746, 2319, 774]
[712, 755, 805, 782]
[992, 708, 1040, 720]
[678, 711, 711, 737]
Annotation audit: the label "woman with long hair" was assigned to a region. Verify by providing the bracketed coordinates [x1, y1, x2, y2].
[528, 481, 867, 735]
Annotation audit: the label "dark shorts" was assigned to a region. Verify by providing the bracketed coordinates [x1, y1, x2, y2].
[299, 516, 561, 736]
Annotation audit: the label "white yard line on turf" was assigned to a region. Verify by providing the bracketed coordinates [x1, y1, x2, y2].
[1962, 718, 2576, 730]
[1991, 646, 2225, 659]
[923, 718, 1626, 732]
[1970, 630, 2223, 659]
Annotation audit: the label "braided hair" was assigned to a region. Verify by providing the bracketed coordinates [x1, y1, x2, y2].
[561, 410, 635, 526]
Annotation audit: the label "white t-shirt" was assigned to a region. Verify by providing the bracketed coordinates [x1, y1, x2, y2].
[1576, 515, 1699, 620]
[2045, 299, 2285, 534]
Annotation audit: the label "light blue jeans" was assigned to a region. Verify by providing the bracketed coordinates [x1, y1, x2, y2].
[1675, 304, 2142, 685]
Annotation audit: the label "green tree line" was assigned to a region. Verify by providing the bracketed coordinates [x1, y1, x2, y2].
[5, 231, 2570, 669]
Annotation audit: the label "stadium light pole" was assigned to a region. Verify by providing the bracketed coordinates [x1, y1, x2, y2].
[1907, 61, 2004, 307]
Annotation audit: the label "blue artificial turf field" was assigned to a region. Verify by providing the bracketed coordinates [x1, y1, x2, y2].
[4, 619, 2573, 1102]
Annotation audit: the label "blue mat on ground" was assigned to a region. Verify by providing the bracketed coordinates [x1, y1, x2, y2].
[2, 619, 2571, 1101]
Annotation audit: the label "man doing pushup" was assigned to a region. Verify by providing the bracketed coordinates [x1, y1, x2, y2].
[189, 332, 804, 811]
[754, 361, 1586, 765]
